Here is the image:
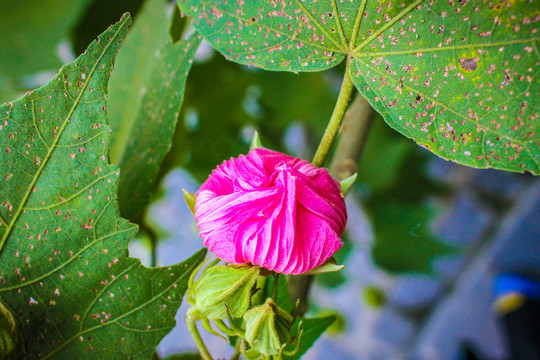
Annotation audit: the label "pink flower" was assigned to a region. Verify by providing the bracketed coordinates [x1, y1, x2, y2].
[195, 148, 347, 275]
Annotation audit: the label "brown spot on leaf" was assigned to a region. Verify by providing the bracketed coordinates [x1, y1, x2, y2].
[459, 57, 478, 71]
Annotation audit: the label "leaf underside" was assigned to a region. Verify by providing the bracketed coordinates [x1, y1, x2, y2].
[178, 0, 539, 174]
[0, 15, 206, 359]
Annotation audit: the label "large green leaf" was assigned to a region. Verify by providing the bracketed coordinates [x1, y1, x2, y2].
[0, 15, 206, 359]
[0, 0, 92, 81]
[177, 0, 539, 174]
[109, 0, 202, 219]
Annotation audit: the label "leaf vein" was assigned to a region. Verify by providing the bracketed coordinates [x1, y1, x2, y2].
[0, 18, 129, 256]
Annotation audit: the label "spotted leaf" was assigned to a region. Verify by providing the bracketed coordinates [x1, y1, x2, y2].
[177, 0, 539, 174]
[0, 15, 206, 359]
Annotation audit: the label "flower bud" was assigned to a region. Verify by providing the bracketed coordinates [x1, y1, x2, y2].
[243, 298, 295, 356]
[195, 148, 347, 275]
[188, 264, 259, 320]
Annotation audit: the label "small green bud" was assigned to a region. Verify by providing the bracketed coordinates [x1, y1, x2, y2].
[302, 256, 344, 275]
[339, 172, 357, 196]
[0, 298, 18, 358]
[250, 131, 263, 150]
[188, 264, 260, 320]
[243, 298, 295, 356]
[182, 189, 197, 215]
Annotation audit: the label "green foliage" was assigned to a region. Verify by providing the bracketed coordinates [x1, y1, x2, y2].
[108, 0, 201, 219]
[362, 285, 387, 308]
[243, 298, 295, 356]
[162, 54, 336, 181]
[188, 265, 260, 320]
[0, 0, 93, 82]
[357, 118, 452, 274]
[260, 276, 334, 359]
[285, 316, 335, 360]
[178, 0, 539, 174]
[71, 0, 145, 56]
[370, 201, 452, 273]
[0, 16, 207, 358]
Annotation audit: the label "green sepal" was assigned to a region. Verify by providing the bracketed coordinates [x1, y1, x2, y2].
[202, 318, 229, 342]
[242, 348, 263, 360]
[214, 319, 237, 337]
[243, 298, 295, 356]
[183, 188, 197, 215]
[190, 265, 260, 320]
[339, 173, 357, 196]
[281, 321, 303, 357]
[302, 257, 345, 275]
[226, 305, 246, 339]
[250, 131, 263, 150]
[0, 298, 18, 359]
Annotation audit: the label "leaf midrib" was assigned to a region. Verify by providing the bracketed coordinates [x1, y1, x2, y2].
[353, 38, 539, 57]
[0, 18, 129, 257]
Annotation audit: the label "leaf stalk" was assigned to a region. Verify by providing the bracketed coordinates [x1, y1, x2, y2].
[312, 58, 354, 167]
[186, 312, 214, 360]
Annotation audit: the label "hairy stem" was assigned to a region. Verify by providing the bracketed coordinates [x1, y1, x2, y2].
[312, 58, 354, 167]
[186, 315, 213, 360]
[231, 339, 242, 360]
[290, 92, 376, 316]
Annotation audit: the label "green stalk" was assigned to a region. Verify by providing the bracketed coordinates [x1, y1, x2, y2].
[186, 313, 213, 360]
[312, 58, 354, 167]
[231, 339, 242, 360]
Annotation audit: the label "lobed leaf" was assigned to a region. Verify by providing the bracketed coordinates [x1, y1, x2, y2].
[0, 15, 206, 359]
[177, 0, 539, 174]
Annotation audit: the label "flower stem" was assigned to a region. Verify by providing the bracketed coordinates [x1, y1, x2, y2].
[186, 314, 213, 360]
[290, 92, 377, 316]
[231, 339, 242, 360]
[271, 273, 280, 301]
[312, 58, 354, 167]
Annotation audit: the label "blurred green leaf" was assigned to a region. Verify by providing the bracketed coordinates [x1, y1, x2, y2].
[162, 55, 336, 181]
[71, 0, 145, 56]
[362, 285, 387, 308]
[357, 119, 452, 274]
[169, 5, 188, 43]
[369, 200, 452, 274]
[178, 0, 539, 173]
[109, 0, 201, 219]
[0, 15, 207, 358]
[357, 118, 412, 194]
[0, 76, 22, 106]
[0, 0, 92, 81]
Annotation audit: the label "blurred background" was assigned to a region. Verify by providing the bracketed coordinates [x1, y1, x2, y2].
[1, 0, 539, 359]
